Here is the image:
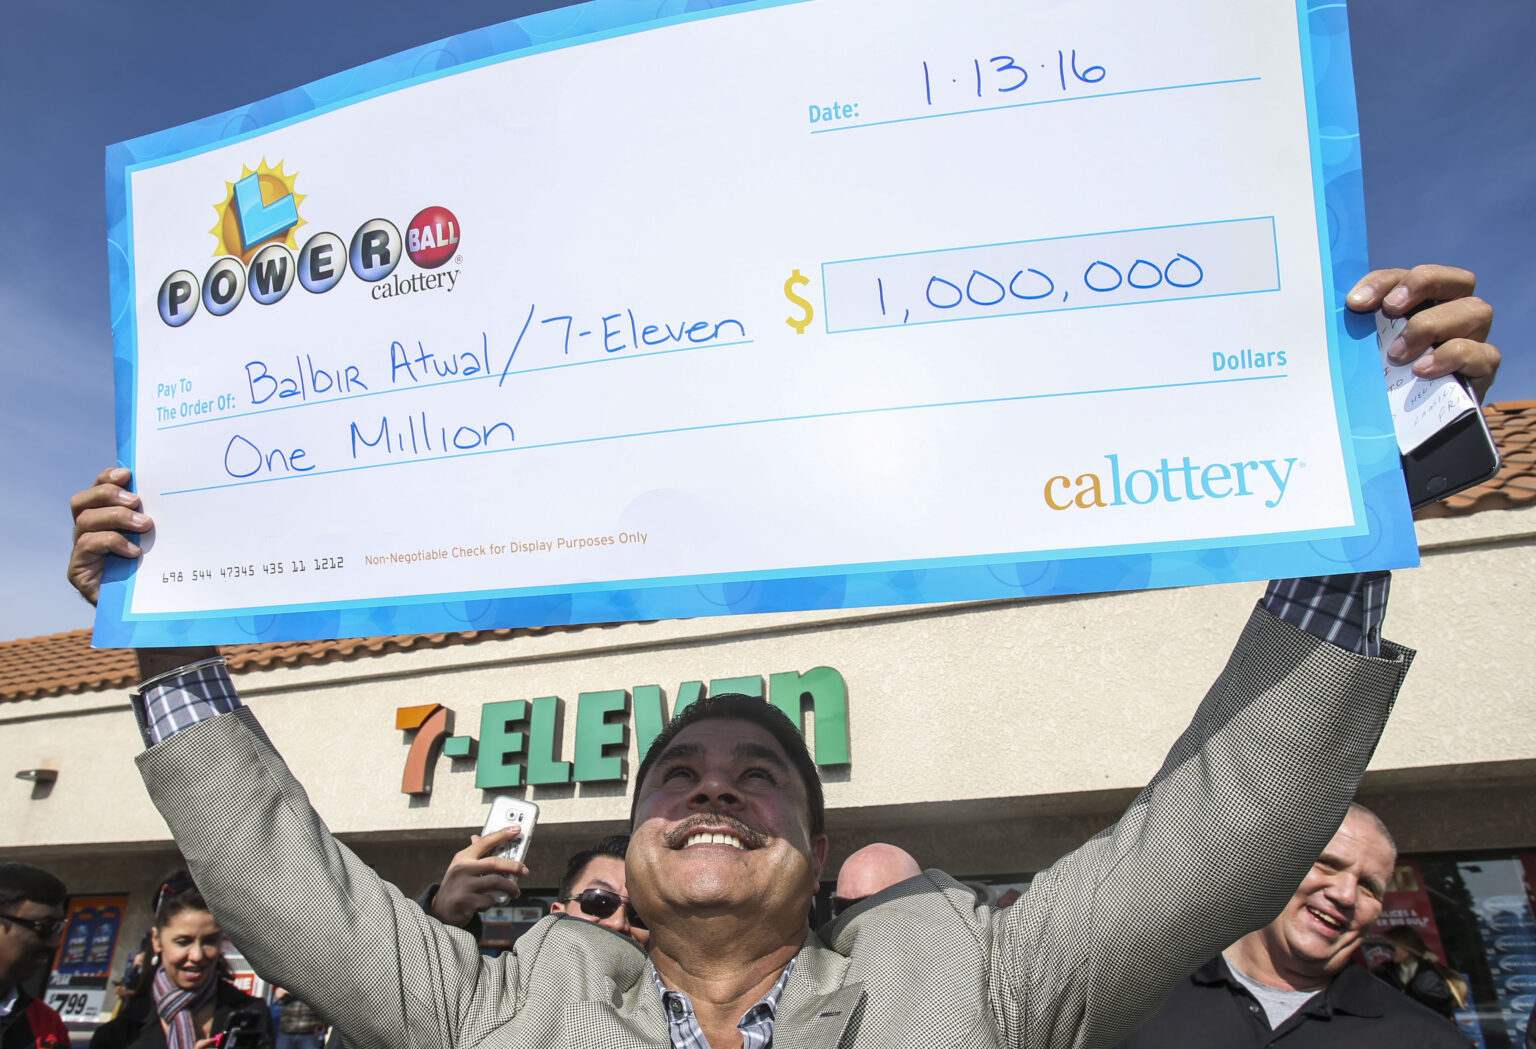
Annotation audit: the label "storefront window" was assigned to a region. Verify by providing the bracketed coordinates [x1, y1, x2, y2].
[1367, 851, 1536, 1049]
[482, 895, 555, 951]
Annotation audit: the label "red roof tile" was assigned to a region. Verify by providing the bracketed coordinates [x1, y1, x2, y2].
[0, 624, 604, 703]
[4, 401, 1533, 702]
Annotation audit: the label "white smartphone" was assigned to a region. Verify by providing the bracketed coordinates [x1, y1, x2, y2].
[481, 796, 539, 865]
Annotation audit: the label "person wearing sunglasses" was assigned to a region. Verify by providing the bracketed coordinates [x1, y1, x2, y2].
[423, 835, 647, 949]
[0, 863, 70, 1049]
[550, 837, 648, 948]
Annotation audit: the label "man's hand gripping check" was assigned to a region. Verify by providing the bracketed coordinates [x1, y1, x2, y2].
[1346, 263, 1499, 401]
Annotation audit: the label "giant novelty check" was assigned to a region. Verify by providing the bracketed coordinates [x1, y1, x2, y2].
[99, 0, 1416, 647]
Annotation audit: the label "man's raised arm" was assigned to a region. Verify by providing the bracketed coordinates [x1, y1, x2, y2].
[67, 475, 537, 1048]
[983, 265, 1499, 1049]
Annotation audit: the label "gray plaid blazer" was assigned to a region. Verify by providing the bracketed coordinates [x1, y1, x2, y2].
[138, 605, 1411, 1049]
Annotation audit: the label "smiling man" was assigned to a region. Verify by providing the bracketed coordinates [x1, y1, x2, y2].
[86, 591, 1406, 1049]
[64, 517, 1426, 1049]
[1114, 804, 1465, 1049]
[62, 264, 1504, 1049]
[626, 701, 827, 1048]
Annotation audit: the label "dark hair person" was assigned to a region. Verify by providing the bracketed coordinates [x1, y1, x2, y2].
[551, 835, 647, 948]
[90, 889, 273, 1049]
[1371, 924, 1468, 1020]
[0, 862, 71, 1049]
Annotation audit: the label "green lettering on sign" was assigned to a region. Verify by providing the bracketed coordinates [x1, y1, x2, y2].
[446, 669, 850, 794]
[710, 675, 763, 699]
[633, 682, 705, 758]
[675, 680, 706, 716]
[633, 685, 667, 761]
[476, 699, 528, 789]
[526, 696, 571, 785]
[574, 690, 629, 781]
[770, 667, 849, 765]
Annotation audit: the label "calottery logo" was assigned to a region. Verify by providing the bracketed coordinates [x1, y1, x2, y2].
[156, 158, 462, 327]
[1043, 453, 1302, 511]
[394, 669, 851, 797]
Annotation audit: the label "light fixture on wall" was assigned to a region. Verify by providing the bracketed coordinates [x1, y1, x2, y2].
[15, 769, 57, 785]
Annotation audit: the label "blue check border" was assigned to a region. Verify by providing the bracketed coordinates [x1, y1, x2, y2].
[97, 0, 1415, 647]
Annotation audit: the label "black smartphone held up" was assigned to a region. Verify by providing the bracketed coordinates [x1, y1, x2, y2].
[1401, 390, 1501, 510]
[217, 1008, 265, 1049]
[1378, 305, 1501, 511]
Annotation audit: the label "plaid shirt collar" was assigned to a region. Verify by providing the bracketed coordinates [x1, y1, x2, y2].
[651, 958, 795, 1049]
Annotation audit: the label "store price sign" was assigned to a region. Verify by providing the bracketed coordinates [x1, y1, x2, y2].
[46, 896, 126, 1025]
[98, 0, 1414, 647]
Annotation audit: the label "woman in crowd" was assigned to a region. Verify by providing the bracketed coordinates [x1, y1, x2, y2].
[90, 888, 273, 1049]
[1371, 925, 1468, 1021]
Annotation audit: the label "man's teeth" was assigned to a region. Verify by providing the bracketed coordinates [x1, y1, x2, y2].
[1308, 907, 1343, 929]
[684, 832, 744, 849]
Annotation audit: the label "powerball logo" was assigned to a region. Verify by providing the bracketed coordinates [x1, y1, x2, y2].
[155, 158, 461, 327]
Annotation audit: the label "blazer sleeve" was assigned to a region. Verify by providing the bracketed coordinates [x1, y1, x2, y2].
[987, 602, 1413, 1049]
[136, 707, 511, 1049]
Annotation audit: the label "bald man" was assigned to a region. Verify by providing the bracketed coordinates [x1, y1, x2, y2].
[832, 843, 922, 918]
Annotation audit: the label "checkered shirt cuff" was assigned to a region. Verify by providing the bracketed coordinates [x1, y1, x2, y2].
[131, 660, 242, 747]
[1262, 573, 1391, 658]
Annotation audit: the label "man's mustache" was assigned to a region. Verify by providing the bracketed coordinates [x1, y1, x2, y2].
[662, 811, 766, 849]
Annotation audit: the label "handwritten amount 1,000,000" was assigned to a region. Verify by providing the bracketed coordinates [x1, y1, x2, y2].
[877, 252, 1205, 323]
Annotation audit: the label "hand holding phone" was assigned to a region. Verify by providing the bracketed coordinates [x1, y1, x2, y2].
[427, 799, 536, 928]
[1346, 265, 1501, 511]
[481, 796, 539, 865]
[1378, 307, 1501, 509]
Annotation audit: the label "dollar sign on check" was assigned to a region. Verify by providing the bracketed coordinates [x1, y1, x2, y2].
[784, 269, 814, 334]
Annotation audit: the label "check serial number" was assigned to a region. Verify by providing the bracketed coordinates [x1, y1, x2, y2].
[160, 556, 345, 585]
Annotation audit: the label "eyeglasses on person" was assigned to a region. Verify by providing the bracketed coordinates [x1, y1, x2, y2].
[559, 889, 645, 928]
[0, 913, 64, 941]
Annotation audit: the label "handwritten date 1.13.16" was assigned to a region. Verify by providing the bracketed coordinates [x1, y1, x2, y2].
[161, 556, 345, 586]
[922, 50, 1106, 107]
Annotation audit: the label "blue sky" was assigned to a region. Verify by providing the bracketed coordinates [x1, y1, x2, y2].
[2, 0, 1532, 642]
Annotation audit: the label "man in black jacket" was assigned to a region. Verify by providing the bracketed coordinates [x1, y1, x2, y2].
[1115, 803, 1463, 1049]
[0, 864, 70, 1049]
